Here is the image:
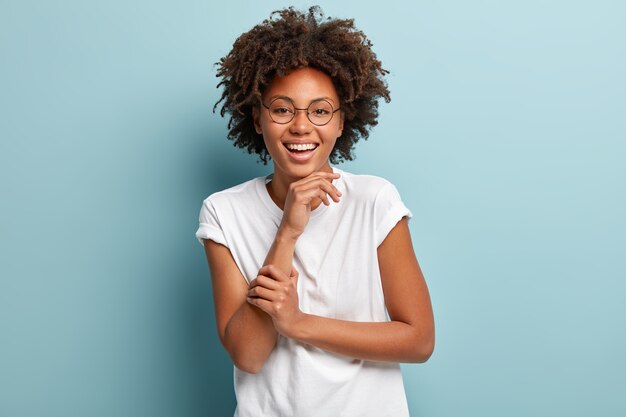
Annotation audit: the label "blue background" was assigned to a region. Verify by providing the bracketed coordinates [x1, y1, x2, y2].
[1, 1, 625, 416]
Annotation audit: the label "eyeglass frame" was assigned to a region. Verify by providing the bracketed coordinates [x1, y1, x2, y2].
[260, 97, 342, 126]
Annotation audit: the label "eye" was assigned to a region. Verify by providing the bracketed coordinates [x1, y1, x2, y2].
[308, 100, 333, 118]
[272, 106, 293, 115]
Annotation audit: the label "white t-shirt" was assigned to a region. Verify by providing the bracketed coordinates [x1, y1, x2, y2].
[196, 166, 413, 417]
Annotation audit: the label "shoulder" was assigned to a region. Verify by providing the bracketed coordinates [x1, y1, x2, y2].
[201, 176, 264, 208]
[335, 167, 400, 204]
[198, 177, 267, 224]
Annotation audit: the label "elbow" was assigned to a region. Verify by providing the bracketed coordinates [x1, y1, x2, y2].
[221, 327, 275, 374]
[409, 332, 435, 363]
[233, 356, 264, 374]
[228, 346, 269, 374]
[416, 340, 435, 363]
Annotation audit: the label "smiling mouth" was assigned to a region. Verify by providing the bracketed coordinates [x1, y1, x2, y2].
[284, 143, 319, 153]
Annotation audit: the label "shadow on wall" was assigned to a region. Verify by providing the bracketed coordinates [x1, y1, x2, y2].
[205, 137, 270, 191]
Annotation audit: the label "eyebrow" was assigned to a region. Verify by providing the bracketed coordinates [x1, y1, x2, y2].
[267, 95, 337, 105]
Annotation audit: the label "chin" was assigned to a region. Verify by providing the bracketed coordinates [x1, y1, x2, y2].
[276, 159, 330, 180]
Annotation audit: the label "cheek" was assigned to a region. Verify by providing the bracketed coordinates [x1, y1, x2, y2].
[258, 114, 278, 135]
[323, 124, 343, 141]
[260, 124, 286, 151]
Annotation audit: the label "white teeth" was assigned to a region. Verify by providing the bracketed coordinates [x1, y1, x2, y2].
[285, 143, 317, 151]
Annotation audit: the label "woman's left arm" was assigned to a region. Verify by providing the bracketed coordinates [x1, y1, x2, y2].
[247, 217, 435, 363]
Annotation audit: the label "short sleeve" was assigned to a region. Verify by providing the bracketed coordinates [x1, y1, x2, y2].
[374, 183, 413, 247]
[195, 198, 228, 247]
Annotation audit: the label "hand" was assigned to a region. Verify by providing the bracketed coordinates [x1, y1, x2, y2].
[279, 171, 342, 239]
[247, 264, 303, 338]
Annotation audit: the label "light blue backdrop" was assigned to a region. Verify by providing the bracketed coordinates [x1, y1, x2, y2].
[1, 1, 624, 416]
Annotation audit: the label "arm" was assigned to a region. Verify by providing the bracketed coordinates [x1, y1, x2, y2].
[203, 171, 342, 373]
[247, 217, 435, 363]
[203, 240, 276, 373]
[203, 236, 301, 374]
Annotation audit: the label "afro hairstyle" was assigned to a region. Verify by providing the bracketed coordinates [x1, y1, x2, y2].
[214, 6, 391, 164]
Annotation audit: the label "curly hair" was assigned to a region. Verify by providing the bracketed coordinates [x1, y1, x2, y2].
[214, 6, 391, 164]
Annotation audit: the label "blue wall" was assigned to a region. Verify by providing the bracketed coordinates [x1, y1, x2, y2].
[1, 1, 625, 416]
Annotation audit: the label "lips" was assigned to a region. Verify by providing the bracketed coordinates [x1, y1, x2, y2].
[283, 142, 319, 162]
[284, 142, 319, 151]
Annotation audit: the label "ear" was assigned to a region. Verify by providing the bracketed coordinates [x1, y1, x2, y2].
[252, 106, 263, 135]
[337, 111, 345, 138]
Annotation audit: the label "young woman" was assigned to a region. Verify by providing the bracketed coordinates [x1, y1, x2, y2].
[196, 7, 434, 416]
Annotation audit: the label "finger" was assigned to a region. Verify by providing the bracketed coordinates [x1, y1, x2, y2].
[297, 178, 341, 202]
[318, 190, 330, 206]
[296, 174, 340, 190]
[316, 180, 342, 202]
[292, 185, 334, 206]
[247, 296, 273, 315]
[303, 171, 340, 181]
[249, 277, 257, 288]
[249, 275, 281, 290]
[293, 174, 340, 195]
[248, 285, 280, 301]
[258, 264, 290, 282]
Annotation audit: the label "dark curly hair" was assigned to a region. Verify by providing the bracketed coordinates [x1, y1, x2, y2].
[214, 6, 391, 164]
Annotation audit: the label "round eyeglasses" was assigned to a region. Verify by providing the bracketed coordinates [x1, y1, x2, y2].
[262, 97, 341, 126]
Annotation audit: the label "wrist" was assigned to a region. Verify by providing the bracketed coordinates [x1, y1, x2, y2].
[276, 225, 301, 242]
[281, 311, 310, 340]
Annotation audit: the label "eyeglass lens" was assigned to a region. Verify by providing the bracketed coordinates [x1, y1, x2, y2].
[268, 98, 335, 125]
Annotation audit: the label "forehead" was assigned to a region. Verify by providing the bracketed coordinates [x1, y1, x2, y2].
[263, 67, 340, 104]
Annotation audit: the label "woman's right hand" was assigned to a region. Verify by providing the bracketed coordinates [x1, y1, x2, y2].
[278, 171, 342, 240]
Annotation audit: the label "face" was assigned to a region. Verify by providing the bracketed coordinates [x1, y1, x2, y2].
[253, 67, 344, 181]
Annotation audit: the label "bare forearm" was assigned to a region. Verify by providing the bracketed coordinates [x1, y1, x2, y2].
[224, 232, 298, 373]
[220, 297, 276, 373]
[263, 230, 297, 274]
[289, 314, 434, 363]
[250, 232, 434, 363]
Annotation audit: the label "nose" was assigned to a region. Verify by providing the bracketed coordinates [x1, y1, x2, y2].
[289, 108, 313, 134]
